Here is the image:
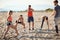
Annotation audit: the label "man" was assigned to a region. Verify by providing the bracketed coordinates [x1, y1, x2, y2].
[17, 15, 25, 31]
[50, 0, 60, 36]
[28, 5, 34, 30]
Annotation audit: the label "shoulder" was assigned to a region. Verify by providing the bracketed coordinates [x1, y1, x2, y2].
[55, 5, 60, 9]
[19, 18, 21, 19]
[59, 6, 60, 8]
[54, 6, 57, 10]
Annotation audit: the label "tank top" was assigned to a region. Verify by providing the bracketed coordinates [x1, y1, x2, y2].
[28, 8, 33, 17]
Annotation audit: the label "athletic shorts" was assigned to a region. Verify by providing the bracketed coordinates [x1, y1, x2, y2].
[28, 16, 34, 23]
[18, 22, 22, 24]
[43, 16, 48, 21]
[16, 20, 23, 24]
[43, 16, 48, 20]
[46, 16, 48, 20]
[7, 21, 12, 26]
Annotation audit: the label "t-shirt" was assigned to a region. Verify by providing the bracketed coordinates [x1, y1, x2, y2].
[54, 5, 60, 18]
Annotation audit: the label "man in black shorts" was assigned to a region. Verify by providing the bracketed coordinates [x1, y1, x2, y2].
[17, 15, 25, 31]
[28, 5, 34, 30]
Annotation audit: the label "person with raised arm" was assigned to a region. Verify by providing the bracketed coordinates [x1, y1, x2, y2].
[27, 5, 34, 30]
[4, 10, 19, 38]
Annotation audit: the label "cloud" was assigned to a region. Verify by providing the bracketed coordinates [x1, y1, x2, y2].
[0, 0, 54, 7]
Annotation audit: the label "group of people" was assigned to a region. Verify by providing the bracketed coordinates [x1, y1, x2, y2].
[4, 5, 35, 37]
[4, 0, 60, 38]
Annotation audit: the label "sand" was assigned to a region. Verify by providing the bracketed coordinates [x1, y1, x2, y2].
[0, 11, 60, 40]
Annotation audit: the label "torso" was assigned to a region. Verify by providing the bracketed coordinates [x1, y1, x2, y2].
[28, 8, 33, 17]
[55, 5, 60, 18]
[18, 17, 23, 22]
[7, 16, 12, 22]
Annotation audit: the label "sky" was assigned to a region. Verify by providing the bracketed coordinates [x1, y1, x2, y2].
[0, 0, 60, 11]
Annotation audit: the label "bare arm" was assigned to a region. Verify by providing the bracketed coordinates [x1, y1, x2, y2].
[7, 16, 9, 21]
[22, 18, 24, 22]
[50, 10, 56, 17]
[32, 8, 34, 11]
[17, 18, 20, 22]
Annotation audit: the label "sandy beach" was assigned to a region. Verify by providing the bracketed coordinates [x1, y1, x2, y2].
[0, 11, 60, 40]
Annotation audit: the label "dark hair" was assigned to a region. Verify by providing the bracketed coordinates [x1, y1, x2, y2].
[29, 5, 31, 7]
[20, 15, 23, 16]
[9, 10, 13, 15]
[54, 0, 58, 3]
[9, 10, 13, 13]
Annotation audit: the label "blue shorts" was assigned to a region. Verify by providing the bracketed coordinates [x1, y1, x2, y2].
[28, 17, 34, 23]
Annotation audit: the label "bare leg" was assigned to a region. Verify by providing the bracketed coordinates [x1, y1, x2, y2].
[46, 20, 49, 30]
[54, 19, 59, 36]
[4, 26, 10, 37]
[10, 25, 19, 36]
[21, 23, 26, 31]
[29, 22, 31, 30]
[41, 18, 45, 29]
[22, 23, 25, 29]
[15, 28, 19, 36]
[32, 22, 34, 30]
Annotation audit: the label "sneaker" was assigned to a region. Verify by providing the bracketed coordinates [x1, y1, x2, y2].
[47, 29, 50, 32]
[24, 28, 26, 31]
[24, 29, 26, 32]
[24, 30, 27, 33]
[37, 28, 42, 32]
[22, 30, 25, 33]
[39, 28, 42, 31]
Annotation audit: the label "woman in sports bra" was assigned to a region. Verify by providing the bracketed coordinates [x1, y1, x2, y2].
[4, 10, 19, 38]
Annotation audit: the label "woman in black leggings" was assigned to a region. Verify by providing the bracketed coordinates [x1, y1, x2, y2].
[40, 16, 49, 30]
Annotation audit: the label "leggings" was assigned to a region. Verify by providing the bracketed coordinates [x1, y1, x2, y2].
[41, 16, 48, 29]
